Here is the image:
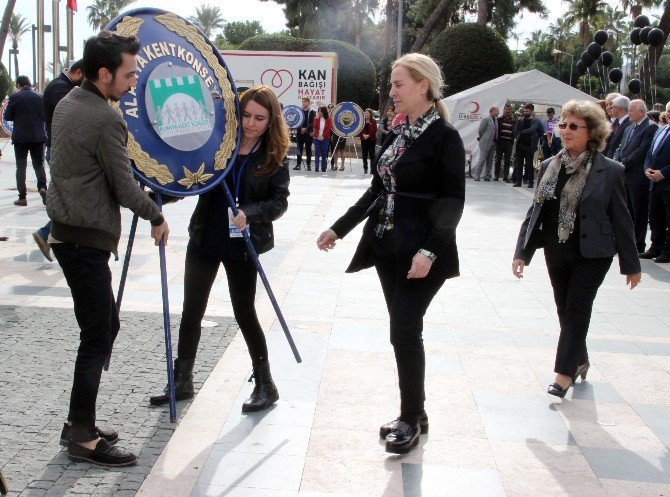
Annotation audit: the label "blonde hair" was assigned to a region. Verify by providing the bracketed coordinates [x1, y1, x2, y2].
[392, 53, 448, 121]
[560, 100, 611, 153]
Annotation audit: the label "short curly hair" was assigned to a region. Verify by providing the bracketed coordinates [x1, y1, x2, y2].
[560, 100, 611, 152]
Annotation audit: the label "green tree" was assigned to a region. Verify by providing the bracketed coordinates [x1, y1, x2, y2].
[563, 0, 608, 46]
[223, 20, 265, 45]
[430, 23, 514, 95]
[87, 0, 136, 31]
[188, 4, 226, 39]
[0, 0, 17, 63]
[0, 63, 12, 102]
[8, 13, 29, 78]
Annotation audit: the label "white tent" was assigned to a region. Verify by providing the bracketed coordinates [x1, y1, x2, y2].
[442, 69, 596, 164]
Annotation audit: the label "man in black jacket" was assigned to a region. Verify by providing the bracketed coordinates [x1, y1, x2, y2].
[293, 96, 315, 171]
[604, 95, 631, 159]
[32, 60, 84, 261]
[4, 76, 47, 206]
[614, 99, 657, 253]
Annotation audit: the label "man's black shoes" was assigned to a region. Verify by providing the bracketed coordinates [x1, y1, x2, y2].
[60, 423, 119, 446]
[67, 439, 136, 467]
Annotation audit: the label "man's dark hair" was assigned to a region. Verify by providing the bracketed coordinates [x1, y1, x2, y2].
[69, 59, 84, 73]
[525, 103, 534, 111]
[83, 31, 140, 81]
[546, 107, 555, 115]
[16, 75, 31, 88]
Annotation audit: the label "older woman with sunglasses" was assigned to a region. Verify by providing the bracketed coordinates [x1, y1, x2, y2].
[513, 100, 641, 398]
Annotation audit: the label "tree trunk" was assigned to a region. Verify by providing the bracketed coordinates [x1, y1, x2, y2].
[409, 0, 454, 53]
[0, 0, 17, 62]
[645, 0, 670, 105]
[378, 0, 396, 113]
[353, 0, 361, 48]
[12, 40, 17, 77]
[477, 0, 487, 25]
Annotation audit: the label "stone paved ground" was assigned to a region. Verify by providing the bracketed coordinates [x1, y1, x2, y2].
[0, 306, 236, 497]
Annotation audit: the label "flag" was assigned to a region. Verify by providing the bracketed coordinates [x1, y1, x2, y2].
[66, 0, 77, 11]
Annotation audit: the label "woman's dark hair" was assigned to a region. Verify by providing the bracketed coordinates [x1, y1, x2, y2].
[318, 106, 329, 119]
[239, 85, 290, 175]
[364, 108, 373, 121]
[83, 31, 140, 81]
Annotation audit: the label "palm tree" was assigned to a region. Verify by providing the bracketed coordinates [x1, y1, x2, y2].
[9, 14, 29, 78]
[87, 0, 136, 31]
[563, 0, 608, 46]
[620, 0, 662, 19]
[0, 0, 17, 61]
[188, 4, 225, 39]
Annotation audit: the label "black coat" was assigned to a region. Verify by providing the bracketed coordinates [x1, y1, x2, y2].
[514, 152, 640, 275]
[614, 118, 658, 186]
[331, 117, 466, 275]
[188, 149, 290, 255]
[43, 72, 76, 147]
[4, 86, 47, 144]
[604, 117, 632, 159]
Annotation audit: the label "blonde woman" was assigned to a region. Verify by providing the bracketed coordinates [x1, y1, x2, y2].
[513, 100, 641, 398]
[317, 53, 465, 454]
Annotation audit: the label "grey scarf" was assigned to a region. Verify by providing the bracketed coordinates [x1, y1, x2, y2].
[534, 149, 592, 243]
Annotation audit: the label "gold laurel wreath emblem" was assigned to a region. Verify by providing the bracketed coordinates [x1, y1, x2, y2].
[178, 163, 213, 189]
[112, 16, 174, 186]
[156, 13, 238, 172]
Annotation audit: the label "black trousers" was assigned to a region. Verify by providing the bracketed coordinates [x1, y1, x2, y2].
[648, 188, 670, 256]
[14, 142, 46, 199]
[545, 249, 612, 377]
[513, 144, 534, 185]
[296, 132, 312, 167]
[177, 249, 268, 363]
[494, 140, 513, 180]
[625, 184, 650, 252]
[361, 140, 375, 172]
[53, 243, 119, 443]
[374, 250, 448, 425]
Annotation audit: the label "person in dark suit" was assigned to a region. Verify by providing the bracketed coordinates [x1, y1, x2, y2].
[292, 96, 316, 171]
[32, 60, 85, 262]
[4, 76, 48, 206]
[513, 100, 641, 398]
[512, 103, 542, 188]
[604, 95, 631, 159]
[317, 53, 465, 454]
[613, 99, 657, 253]
[641, 114, 670, 262]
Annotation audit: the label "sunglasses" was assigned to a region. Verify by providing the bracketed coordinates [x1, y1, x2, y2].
[558, 122, 589, 130]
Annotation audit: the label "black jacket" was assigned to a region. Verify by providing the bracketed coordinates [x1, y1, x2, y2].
[43, 72, 76, 147]
[514, 152, 640, 275]
[614, 118, 657, 186]
[331, 117, 466, 275]
[604, 117, 632, 159]
[4, 86, 47, 144]
[188, 148, 290, 255]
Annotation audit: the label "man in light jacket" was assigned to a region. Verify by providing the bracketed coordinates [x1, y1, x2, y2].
[474, 106, 499, 181]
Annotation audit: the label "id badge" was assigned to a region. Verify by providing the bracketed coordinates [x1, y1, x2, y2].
[228, 207, 243, 238]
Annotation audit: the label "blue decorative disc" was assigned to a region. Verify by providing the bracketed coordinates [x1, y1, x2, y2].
[282, 104, 305, 130]
[331, 102, 364, 138]
[105, 8, 240, 197]
[1, 99, 13, 135]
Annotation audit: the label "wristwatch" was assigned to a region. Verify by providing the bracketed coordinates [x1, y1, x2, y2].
[418, 249, 437, 261]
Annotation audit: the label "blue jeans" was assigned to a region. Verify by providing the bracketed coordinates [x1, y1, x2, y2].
[52, 243, 119, 442]
[37, 221, 51, 241]
[314, 138, 330, 171]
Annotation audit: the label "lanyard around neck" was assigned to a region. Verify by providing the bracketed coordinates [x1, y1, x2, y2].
[232, 139, 261, 204]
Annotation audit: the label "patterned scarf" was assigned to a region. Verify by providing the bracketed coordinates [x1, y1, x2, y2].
[373, 107, 441, 237]
[534, 148, 592, 243]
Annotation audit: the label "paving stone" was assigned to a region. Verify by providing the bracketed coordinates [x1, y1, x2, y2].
[0, 306, 236, 496]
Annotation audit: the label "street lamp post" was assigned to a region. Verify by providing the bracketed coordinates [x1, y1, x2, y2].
[397, 0, 403, 59]
[553, 49, 575, 87]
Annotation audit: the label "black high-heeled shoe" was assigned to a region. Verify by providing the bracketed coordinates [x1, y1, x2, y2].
[547, 361, 591, 398]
